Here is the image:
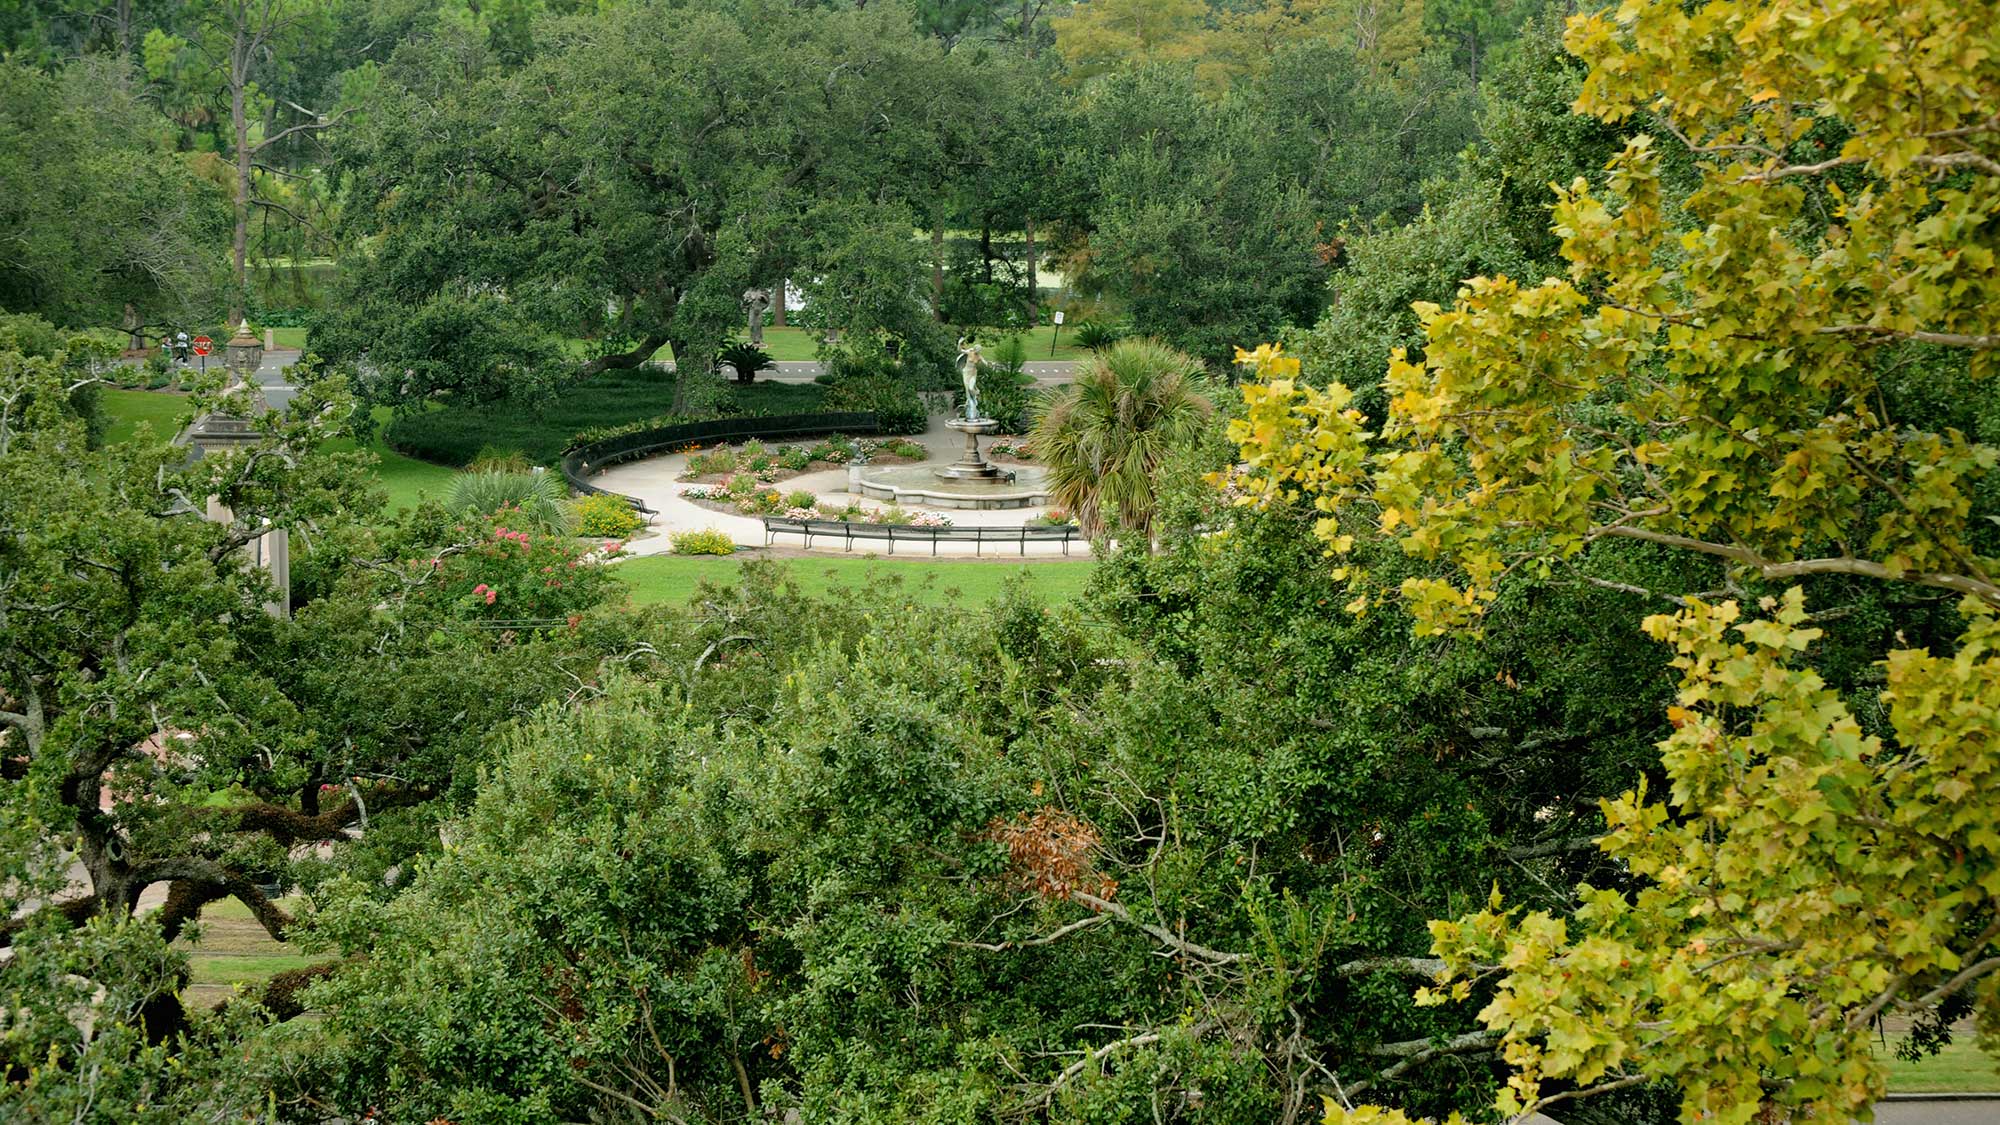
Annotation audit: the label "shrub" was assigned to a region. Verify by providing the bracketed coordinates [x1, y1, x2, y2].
[737, 488, 785, 515]
[820, 373, 927, 435]
[449, 470, 574, 535]
[1071, 321, 1125, 351]
[723, 473, 756, 498]
[571, 491, 646, 537]
[414, 515, 621, 620]
[783, 489, 818, 510]
[778, 446, 812, 470]
[670, 528, 736, 555]
[1028, 508, 1076, 528]
[808, 437, 857, 463]
[719, 341, 773, 384]
[467, 446, 533, 473]
[685, 447, 739, 476]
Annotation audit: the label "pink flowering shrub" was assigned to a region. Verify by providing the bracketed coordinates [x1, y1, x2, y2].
[414, 509, 623, 621]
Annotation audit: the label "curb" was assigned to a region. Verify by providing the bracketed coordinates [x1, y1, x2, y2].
[1879, 1092, 2000, 1101]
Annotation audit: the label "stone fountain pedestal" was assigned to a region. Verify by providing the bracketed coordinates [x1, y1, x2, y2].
[936, 417, 1010, 482]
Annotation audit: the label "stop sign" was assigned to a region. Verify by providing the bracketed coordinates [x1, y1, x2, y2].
[191, 335, 212, 356]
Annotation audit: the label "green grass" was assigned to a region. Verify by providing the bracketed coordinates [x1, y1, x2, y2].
[101, 391, 456, 515]
[334, 407, 459, 513]
[614, 554, 1096, 608]
[185, 952, 321, 987]
[997, 324, 1088, 362]
[383, 370, 826, 466]
[270, 326, 308, 350]
[101, 388, 195, 444]
[1881, 1036, 2000, 1093]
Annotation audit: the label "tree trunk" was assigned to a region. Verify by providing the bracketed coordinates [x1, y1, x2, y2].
[773, 277, 787, 327]
[1023, 218, 1039, 326]
[229, 28, 251, 325]
[980, 223, 994, 285]
[931, 225, 946, 321]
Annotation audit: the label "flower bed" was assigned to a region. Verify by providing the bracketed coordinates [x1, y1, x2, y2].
[675, 435, 929, 485]
[680, 483, 952, 528]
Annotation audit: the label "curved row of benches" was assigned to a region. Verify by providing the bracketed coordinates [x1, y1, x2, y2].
[561, 412, 1085, 557]
[760, 516, 1081, 556]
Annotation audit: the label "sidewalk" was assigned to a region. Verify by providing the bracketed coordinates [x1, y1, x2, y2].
[593, 414, 1085, 560]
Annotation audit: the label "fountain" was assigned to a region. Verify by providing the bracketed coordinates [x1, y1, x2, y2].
[936, 341, 1008, 482]
[854, 341, 1051, 510]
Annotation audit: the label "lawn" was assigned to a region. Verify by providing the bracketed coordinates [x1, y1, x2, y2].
[100, 387, 195, 444]
[1881, 1036, 2000, 1093]
[613, 553, 1096, 608]
[383, 370, 827, 466]
[101, 391, 456, 515]
[270, 326, 308, 350]
[173, 896, 318, 1007]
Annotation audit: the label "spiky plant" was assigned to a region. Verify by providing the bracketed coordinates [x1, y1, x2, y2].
[720, 342, 773, 384]
[1028, 337, 1213, 543]
[448, 470, 575, 535]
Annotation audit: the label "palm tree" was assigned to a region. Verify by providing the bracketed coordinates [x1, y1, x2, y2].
[1028, 337, 1214, 543]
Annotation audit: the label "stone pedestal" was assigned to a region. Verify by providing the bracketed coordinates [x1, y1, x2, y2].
[936, 418, 1006, 482]
[225, 320, 263, 392]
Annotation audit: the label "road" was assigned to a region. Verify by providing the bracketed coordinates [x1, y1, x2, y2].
[1868, 1100, 2000, 1124]
[149, 353, 1082, 415]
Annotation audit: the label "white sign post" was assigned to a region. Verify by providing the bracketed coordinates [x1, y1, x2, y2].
[1050, 310, 1065, 356]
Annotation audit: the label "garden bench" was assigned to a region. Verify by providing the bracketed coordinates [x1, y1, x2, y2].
[761, 517, 1079, 556]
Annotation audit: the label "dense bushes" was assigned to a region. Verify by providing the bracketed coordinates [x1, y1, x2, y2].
[571, 491, 646, 537]
[385, 369, 826, 465]
[818, 371, 926, 434]
[447, 470, 573, 534]
[669, 527, 736, 555]
[412, 514, 624, 620]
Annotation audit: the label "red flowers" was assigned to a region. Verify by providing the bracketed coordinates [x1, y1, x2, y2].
[472, 583, 498, 605]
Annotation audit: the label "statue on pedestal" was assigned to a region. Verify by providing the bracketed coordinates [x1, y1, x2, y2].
[956, 338, 984, 421]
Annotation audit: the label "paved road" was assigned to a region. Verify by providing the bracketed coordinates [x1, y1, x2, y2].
[1869, 1100, 2000, 1123]
[136, 353, 1079, 416]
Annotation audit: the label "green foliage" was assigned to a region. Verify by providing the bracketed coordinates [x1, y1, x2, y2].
[414, 513, 625, 621]
[669, 527, 737, 555]
[0, 56, 228, 331]
[720, 341, 773, 383]
[465, 445, 533, 473]
[819, 371, 929, 435]
[1236, 1, 2000, 1121]
[322, 0, 991, 413]
[447, 469, 574, 535]
[571, 491, 646, 537]
[783, 488, 818, 510]
[1070, 320, 1125, 350]
[1030, 337, 1215, 538]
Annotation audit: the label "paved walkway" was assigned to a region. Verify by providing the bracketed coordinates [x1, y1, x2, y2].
[594, 414, 1086, 559]
[120, 348, 306, 410]
[748, 359, 1078, 384]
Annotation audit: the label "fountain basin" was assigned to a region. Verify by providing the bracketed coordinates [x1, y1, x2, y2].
[855, 463, 1050, 510]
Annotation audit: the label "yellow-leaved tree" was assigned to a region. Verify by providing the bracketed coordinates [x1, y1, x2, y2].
[1224, 0, 2000, 1122]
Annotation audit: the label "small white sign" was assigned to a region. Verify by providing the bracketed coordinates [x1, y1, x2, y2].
[1053, 311, 1065, 325]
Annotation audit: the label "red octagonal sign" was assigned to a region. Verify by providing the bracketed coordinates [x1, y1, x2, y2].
[191, 335, 212, 357]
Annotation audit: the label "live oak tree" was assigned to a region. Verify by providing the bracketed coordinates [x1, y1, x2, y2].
[1226, 0, 2000, 1121]
[0, 56, 228, 336]
[0, 347, 633, 1074]
[317, 0, 997, 412]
